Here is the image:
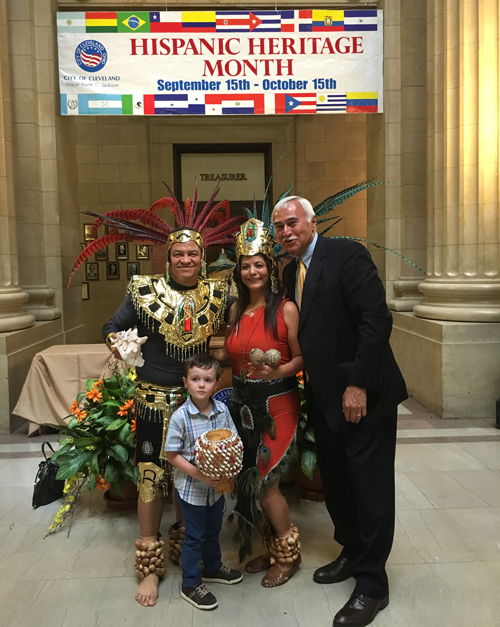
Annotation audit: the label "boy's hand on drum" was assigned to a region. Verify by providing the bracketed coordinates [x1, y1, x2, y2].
[197, 470, 222, 487]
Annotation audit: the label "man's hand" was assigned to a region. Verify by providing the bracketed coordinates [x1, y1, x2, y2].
[342, 385, 367, 423]
[108, 333, 122, 360]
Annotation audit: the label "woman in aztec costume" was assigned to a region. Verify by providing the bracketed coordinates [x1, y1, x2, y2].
[225, 215, 304, 588]
[69, 182, 245, 607]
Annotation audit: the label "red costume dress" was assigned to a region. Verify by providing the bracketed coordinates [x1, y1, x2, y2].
[226, 300, 300, 558]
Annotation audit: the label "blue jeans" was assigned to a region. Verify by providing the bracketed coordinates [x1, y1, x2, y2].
[176, 490, 225, 587]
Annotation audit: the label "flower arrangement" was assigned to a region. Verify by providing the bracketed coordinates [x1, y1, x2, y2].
[295, 371, 317, 481]
[45, 369, 137, 535]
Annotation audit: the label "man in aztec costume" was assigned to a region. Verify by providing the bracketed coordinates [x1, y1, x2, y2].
[70, 182, 244, 606]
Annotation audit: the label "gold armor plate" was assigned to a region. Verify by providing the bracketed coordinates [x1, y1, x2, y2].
[128, 275, 227, 357]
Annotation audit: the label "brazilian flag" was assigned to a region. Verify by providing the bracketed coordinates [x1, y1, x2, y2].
[117, 12, 150, 33]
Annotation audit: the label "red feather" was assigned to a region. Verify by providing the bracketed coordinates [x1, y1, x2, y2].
[163, 182, 185, 226]
[197, 199, 230, 232]
[191, 181, 198, 225]
[203, 211, 226, 229]
[203, 215, 245, 241]
[90, 208, 171, 236]
[203, 237, 238, 247]
[149, 196, 175, 214]
[67, 233, 135, 286]
[193, 183, 221, 230]
[184, 198, 192, 226]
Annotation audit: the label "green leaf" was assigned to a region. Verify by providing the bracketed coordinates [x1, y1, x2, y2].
[87, 473, 97, 491]
[301, 449, 317, 482]
[74, 436, 102, 448]
[106, 418, 127, 431]
[104, 461, 120, 484]
[67, 417, 79, 429]
[96, 415, 114, 428]
[50, 443, 73, 461]
[76, 392, 86, 403]
[111, 444, 129, 464]
[303, 429, 316, 444]
[102, 399, 122, 408]
[125, 432, 136, 448]
[86, 379, 97, 392]
[56, 450, 93, 480]
[117, 423, 130, 444]
[88, 455, 100, 474]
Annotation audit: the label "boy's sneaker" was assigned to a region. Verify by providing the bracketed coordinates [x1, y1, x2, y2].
[202, 563, 243, 585]
[181, 581, 218, 610]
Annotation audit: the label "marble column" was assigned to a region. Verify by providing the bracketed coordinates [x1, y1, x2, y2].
[415, 0, 500, 321]
[0, 0, 34, 332]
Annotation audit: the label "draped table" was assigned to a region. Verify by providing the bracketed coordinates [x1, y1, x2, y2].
[13, 344, 113, 435]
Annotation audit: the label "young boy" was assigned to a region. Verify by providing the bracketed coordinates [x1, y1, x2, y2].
[166, 352, 243, 610]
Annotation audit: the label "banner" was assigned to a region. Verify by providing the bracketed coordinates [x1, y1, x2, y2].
[57, 9, 383, 116]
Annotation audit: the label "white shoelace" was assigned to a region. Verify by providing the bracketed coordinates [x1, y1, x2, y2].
[219, 564, 231, 575]
[195, 583, 211, 598]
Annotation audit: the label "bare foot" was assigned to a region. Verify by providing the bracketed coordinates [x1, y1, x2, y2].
[135, 573, 160, 606]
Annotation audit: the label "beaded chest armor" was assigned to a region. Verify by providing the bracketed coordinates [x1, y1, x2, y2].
[128, 275, 228, 359]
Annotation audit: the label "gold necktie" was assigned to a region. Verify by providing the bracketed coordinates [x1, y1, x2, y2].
[297, 259, 307, 309]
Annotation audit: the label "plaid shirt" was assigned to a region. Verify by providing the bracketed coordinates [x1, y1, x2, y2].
[165, 396, 237, 506]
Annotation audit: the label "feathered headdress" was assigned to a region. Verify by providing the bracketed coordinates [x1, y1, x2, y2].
[68, 182, 246, 285]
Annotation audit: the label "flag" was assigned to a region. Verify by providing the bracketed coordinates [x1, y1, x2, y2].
[144, 94, 205, 115]
[149, 12, 182, 32]
[117, 12, 150, 33]
[181, 11, 216, 32]
[205, 94, 265, 115]
[57, 13, 85, 33]
[346, 92, 378, 112]
[216, 11, 251, 33]
[275, 93, 316, 114]
[60, 94, 80, 115]
[250, 11, 282, 32]
[85, 12, 117, 33]
[312, 10, 345, 32]
[344, 10, 378, 31]
[297, 10, 313, 32]
[77, 94, 133, 115]
[317, 93, 347, 112]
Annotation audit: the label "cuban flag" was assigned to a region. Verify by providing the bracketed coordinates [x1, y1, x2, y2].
[344, 10, 378, 31]
[205, 94, 265, 115]
[317, 93, 347, 112]
[250, 11, 282, 32]
[143, 94, 205, 115]
[275, 93, 316, 114]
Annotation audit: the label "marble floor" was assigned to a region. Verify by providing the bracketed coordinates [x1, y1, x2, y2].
[1, 398, 500, 626]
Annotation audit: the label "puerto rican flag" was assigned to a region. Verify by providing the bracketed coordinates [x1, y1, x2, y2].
[251, 11, 282, 32]
[205, 94, 265, 115]
[275, 93, 316, 114]
[280, 9, 313, 32]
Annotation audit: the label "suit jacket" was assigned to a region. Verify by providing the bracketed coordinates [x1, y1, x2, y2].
[282, 235, 407, 432]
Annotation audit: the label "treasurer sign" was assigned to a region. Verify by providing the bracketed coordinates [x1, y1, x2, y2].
[57, 9, 383, 116]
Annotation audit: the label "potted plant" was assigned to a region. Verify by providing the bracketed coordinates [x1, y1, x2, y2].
[45, 369, 138, 535]
[295, 372, 324, 501]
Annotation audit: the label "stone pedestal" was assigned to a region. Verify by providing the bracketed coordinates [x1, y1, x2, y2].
[392, 312, 500, 419]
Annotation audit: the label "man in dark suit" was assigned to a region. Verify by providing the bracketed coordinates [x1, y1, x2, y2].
[273, 196, 407, 627]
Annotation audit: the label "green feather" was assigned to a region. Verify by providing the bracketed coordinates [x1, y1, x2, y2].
[314, 179, 387, 217]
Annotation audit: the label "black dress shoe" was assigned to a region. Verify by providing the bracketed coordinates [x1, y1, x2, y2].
[313, 556, 355, 584]
[333, 593, 389, 627]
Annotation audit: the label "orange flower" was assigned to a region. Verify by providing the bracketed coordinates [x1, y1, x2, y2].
[70, 400, 79, 416]
[296, 371, 304, 385]
[76, 410, 87, 423]
[96, 476, 110, 491]
[131, 419, 136, 432]
[117, 398, 134, 416]
[86, 388, 102, 402]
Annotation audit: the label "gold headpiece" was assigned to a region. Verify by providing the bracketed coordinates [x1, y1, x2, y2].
[235, 219, 278, 293]
[167, 229, 204, 251]
[235, 219, 275, 264]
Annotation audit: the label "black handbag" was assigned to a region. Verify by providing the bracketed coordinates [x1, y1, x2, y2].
[32, 442, 65, 508]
